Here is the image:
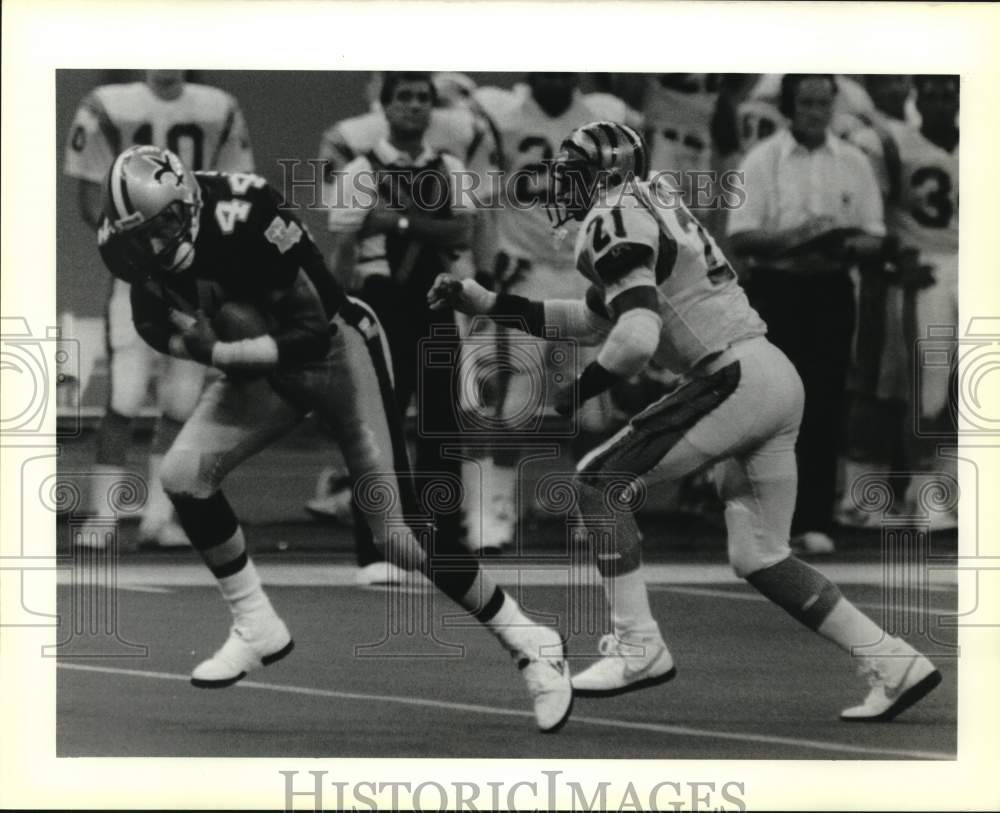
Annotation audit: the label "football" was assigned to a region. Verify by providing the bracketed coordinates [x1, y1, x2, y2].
[212, 301, 272, 341]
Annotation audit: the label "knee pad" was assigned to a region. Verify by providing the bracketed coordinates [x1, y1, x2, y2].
[160, 446, 218, 499]
[573, 473, 643, 577]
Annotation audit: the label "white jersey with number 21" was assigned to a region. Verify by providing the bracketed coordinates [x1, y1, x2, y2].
[575, 176, 767, 375]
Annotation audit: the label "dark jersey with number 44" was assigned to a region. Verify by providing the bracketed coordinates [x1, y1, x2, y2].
[99, 171, 346, 367]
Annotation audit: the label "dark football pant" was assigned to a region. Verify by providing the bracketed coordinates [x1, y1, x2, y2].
[358, 275, 465, 551]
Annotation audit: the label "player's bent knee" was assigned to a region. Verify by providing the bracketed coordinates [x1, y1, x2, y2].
[160, 448, 218, 499]
[728, 540, 791, 579]
[725, 503, 791, 578]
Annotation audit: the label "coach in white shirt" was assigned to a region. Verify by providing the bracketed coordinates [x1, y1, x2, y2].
[728, 74, 887, 554]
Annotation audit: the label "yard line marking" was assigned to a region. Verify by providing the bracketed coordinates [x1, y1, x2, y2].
[648, 585, 955, 615]
[117, 585, 174, 594]
[56, 562, 960, 590]
[57, 662, 953, 760]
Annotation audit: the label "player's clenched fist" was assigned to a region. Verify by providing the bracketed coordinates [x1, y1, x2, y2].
[427, 273, 498, 314]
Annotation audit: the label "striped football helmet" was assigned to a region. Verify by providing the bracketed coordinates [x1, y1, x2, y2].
[547, 120, 649, 228]
[98, 145, 202, 279]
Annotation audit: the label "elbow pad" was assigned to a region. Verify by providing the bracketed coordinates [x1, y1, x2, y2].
[596, 308, 662, 378]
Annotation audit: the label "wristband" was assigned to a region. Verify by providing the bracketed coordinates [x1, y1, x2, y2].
[490, 293, 545, 336]
[576, 360, 621, 404]
[211, 335, 280, 370]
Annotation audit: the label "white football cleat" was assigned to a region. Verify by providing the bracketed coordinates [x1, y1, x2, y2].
[572, 630, 676, 697]
[841, 639, 941, 722]
[191, 612, 294, 688]
[355, 560, 407, 588]
[510, 624, 573, 733]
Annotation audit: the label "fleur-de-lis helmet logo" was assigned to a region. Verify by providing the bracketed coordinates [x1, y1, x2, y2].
[147, 152, 184, 187]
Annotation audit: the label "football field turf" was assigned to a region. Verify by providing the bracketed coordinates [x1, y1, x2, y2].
[56, 548, 957, 760]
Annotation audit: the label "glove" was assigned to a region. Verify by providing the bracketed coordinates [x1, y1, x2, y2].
[181, 310, 218, 365]
[427, 273, 497, 314]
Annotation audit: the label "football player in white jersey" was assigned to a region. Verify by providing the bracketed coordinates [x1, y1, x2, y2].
[644, 74, 719, 199]
[64, 70, 253, 548]
[429, 121, 941, 722]
[846, 75, 959, 528]
[466, 74, 629, 553]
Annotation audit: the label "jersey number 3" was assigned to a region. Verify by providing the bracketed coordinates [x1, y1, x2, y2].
[910, 166, 954, 229]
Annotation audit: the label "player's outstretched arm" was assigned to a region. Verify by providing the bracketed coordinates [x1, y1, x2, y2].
[429, 274, 611, 345]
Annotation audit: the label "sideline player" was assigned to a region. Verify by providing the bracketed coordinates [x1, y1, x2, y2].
[847, 75, 959, 528]
[64, 69, 253, 547]
[468, 74, 629, 552]
[430, 121, 941, 721]
[96, 145, 572, 732]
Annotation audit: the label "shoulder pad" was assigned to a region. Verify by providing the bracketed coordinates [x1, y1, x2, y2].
[595, 242, 654, 285]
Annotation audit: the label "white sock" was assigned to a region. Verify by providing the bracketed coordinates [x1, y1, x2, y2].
[218, 559, 272, 618]
[461, 459, 484, 549]
[604, 568, 659, 636]
[817, 598, 896, 655]
[482, 591, 533, 654]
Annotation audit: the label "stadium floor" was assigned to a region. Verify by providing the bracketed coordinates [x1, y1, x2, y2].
[56, 540, 958, 760]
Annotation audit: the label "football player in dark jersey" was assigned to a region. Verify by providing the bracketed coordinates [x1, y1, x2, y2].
[96, 145, 572, 732]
